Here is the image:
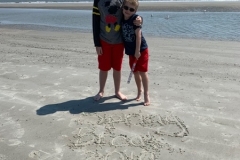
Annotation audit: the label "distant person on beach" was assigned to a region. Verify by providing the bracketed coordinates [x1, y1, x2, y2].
[121, 0, 150, 106]
[92, 0, 142, 101]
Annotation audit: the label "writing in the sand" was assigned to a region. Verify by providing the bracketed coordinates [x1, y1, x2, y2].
[68, 112, 188, 159]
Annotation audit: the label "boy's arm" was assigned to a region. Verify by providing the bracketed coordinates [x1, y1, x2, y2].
[135, 28, 141, 59]
[92, 0, 101, 47]
[133, 16, 143, 26]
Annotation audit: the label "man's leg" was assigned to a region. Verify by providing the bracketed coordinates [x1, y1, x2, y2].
[94, 70, 108, 101]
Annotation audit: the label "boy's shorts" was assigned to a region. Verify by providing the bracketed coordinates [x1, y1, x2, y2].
[129, 48, 149, 72]
[98, 39, 124, 71]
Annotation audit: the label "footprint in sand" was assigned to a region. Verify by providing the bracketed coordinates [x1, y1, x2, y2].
[28, 146, 63, 160]
[0, 154, 7, 160]
[0, 71, 16, 75]
[1, 85, 11, 90]
[0, 112, 25, 146]
[53, 70, 62, 74]
[8, 139, 23, 146]
[54, 82, 61, 86]
[19, 74, 30, 79]
[221, 133, 232, 138]
[28, 150, 41, 159]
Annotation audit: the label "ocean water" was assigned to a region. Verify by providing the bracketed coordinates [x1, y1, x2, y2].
[0, 0, 240, 3]
[0, 8, 240, 41]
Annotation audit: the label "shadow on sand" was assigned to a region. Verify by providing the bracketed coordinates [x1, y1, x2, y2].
[36, 96, 142, 115]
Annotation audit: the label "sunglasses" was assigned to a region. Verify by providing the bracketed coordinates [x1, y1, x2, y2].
[123, 5, 135, 12]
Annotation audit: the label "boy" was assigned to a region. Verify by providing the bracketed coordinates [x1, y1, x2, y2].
[122, 0, 150, 106]
[92, 0, 142, 101]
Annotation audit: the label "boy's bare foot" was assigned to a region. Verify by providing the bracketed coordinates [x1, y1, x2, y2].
[94, 92, 104, 101]
[136, 90, 142, 101]
[115, 92, 127, 101]
[144, 94, 150, 106]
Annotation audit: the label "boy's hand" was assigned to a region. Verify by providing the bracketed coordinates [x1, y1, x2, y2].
[95, 47, 103, 55]
[135, 51, 141, 59]
[133, 16, 142, 26]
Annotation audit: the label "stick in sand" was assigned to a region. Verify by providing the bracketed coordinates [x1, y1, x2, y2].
[127, 59, 137, 84]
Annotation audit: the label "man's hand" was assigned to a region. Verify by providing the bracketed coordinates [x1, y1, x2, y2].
[96, 47, 103, 55]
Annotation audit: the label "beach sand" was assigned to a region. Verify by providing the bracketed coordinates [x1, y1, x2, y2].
[0, 26, 240, 159]
[1, 1, 240, 12]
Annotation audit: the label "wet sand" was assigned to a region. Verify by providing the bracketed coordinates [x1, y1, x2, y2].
[0, 27, 240, 159]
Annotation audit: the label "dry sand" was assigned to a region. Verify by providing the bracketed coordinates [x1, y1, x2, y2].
[0, 27, 240, 160]
[0, 1, 240, 12]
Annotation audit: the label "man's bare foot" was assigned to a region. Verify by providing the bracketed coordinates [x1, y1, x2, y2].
[94, 92, 104, 101]
[144, 93, 150, 106]
[115, 92, 127, 101]
[136, 90, 142, 101]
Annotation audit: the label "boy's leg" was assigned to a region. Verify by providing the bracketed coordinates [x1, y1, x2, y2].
[134, 71, 142, 101]
[94, 70, 108, 101]
[113, 69, 127, 100]
[94, 40, 111, 101]
[140, 72, 150, 106]
[134, 48, 149, 105]
[112, 42, 126, 100]
[129, 56, 142, 100]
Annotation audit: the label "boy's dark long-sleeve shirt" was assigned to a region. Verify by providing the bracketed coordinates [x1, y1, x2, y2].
[92, 0, 123, 47]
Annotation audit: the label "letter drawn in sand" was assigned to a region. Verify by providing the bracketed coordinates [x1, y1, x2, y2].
[68, 111, 189, 159]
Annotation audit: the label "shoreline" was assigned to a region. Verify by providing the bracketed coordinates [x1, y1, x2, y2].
[1, 24, 239, 43]
[0, 1, 240, 11]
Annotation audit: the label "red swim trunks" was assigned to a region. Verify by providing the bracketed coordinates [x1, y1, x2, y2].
[98, 39, 124, 71]
[129, 48, 149, 72]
